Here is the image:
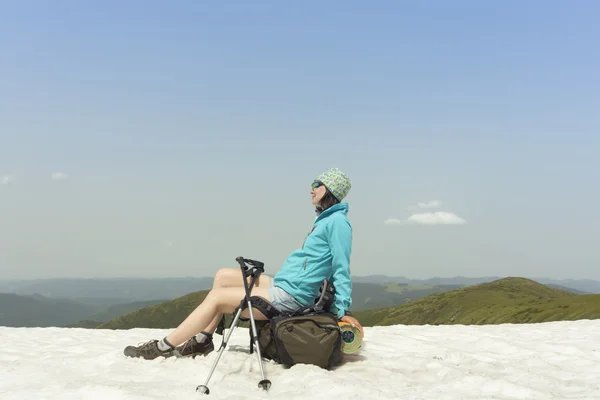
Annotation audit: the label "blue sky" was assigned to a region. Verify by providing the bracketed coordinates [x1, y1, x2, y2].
[1, 1, 599, 280]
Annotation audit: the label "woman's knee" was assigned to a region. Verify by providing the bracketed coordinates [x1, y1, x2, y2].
[213, 267, 270, 289]
[213, 268, 241, 288]
[208, 288, 237, 314]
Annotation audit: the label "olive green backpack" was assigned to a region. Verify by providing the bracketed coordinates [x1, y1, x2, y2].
[255, 310, 342, 370]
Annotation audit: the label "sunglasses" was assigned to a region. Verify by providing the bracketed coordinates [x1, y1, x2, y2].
[311, 181, 325, 190]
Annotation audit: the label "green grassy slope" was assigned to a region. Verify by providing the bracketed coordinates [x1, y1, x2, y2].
[98, 290, 211, 329]
[66, 320, 105, 328]
[65, 299, 169, 328]
[352, 277, 600, 326]
[85, 299, 168, 323]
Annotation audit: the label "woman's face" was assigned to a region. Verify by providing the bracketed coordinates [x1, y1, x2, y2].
[311, 181, 327, 206]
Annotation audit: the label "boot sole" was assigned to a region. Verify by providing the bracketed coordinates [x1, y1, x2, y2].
[175, 348, 214, 359]
[124, 346, 176, 360]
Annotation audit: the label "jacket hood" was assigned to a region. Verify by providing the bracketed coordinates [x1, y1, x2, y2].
[315, 202, 349, 223]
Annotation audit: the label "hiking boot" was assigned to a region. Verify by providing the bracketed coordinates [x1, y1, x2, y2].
[176, 335, 215, 358]
[123, 340, 176, 360]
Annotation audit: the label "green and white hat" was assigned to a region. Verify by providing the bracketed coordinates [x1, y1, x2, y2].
[315, 168, 352, 201]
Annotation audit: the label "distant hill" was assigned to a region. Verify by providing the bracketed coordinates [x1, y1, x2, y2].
[536, 279, 599, 294]
[0, 293, 168, 328]
[352, 277, 600, 326]
[350, 282, 463, 311]
[0, 293, 97, 327]
[352, 275, 600, 294]
[99, 290, 211, 329]
[545, 284, 589, 295]
[0, 277, 214, 302]
[352, 275, 501, 286]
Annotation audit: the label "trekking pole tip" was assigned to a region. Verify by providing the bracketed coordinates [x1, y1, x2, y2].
[258, 379, 272, 391]
[196, 385, 210, 395]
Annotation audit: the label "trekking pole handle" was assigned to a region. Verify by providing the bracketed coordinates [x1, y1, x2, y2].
[236, 256, 265, 274]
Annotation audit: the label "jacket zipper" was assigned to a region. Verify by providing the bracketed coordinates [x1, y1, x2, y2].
[302, 225, 317, 249]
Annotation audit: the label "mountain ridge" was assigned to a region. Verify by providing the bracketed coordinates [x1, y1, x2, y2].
[3, 275, 598, 299]
[351, 277, 600, 326]
[99, 277, 600, 330]
[0, 293, 167, 328]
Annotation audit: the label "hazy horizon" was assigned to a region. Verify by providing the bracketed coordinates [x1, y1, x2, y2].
[2, 2, 599, 281]
[2, 271, 600, 285]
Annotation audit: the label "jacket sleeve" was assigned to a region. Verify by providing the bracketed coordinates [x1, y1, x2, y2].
[327, 217, 353, 319]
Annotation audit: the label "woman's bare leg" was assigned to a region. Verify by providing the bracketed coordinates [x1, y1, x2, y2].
[212, 267, 271, 289]
[123, 268, 274, 359]
[202, 268, 272, 335]
[165, 285, 271, 347]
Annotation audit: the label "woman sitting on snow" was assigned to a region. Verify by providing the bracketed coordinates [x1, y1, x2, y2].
[123, 167, 363, 360]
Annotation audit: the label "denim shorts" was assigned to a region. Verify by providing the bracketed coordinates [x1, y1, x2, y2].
[267, 279, 304, 313]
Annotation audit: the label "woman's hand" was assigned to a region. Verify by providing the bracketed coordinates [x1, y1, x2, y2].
[340, 315, 364, 336]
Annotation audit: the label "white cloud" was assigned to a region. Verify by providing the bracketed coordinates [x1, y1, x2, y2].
[1, 175, 15, 185]
[417, 200, 442, 209]
[51, 172, 68, 181]
[385, 211, 467, 226]
[407, 200, 442, 210]
[409, 211, 466, 225]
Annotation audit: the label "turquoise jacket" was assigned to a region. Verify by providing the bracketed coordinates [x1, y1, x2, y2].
[273, 202, 353, 319]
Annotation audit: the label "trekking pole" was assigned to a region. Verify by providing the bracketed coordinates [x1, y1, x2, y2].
[239, 258, 272, 392]
[196, 257, 271, 395]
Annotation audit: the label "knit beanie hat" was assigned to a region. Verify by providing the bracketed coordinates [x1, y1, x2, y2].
[315, 168, 352, 201]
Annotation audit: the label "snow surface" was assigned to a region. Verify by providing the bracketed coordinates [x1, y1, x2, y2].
[1, 320, 600, 399]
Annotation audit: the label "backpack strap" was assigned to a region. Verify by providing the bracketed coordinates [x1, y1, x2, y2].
[236, 296, 282, 321]
[247, 296, 282, 320]
[235, 279, 335, 320]
[313, 279, 335, 312]
[243, 296, 282, 354]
